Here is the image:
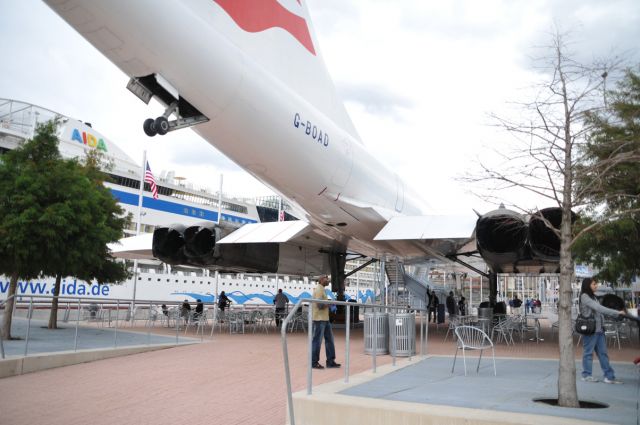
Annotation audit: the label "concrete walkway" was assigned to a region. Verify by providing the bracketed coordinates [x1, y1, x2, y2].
[340, 356, 639, 424]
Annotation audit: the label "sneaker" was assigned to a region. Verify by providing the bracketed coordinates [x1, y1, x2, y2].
[311, 363, 324, 370]
[326, 361, 341, 368]
[603, 378, 623, 384]
[581, 376, 598, 382]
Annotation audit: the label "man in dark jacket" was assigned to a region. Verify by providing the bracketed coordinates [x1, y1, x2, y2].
[446, 291, 456, 318]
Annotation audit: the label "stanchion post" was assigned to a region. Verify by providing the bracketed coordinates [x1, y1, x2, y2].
[307, 301, 313, 395]
[345, 303, 350, 383]
[24, 296, 34, 357]
[391, 309, 396, 366]
[147, 301, 152, 345]
[114, 299, 119, 347]
[74, 298, 81, 351]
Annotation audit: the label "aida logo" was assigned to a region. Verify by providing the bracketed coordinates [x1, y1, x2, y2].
[213, 0, 316, 55]
[71, 128, 108, 152]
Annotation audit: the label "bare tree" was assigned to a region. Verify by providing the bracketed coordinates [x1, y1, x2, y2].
[465, 30, 630, 407]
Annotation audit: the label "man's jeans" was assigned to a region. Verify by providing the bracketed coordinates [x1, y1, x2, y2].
[582, 331, 615, 379]
[312, 320, 336, 364]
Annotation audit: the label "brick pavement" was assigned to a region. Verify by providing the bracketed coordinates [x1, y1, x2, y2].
[0, 320, 637, 425]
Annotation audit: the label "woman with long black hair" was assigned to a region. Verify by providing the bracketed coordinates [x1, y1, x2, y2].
[579, 277, 626, 384]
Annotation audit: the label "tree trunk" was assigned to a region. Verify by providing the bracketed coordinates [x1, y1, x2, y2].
[557, 235, 578, 406]
[48, 275, 62, 329]
[0, 272, 19, 340]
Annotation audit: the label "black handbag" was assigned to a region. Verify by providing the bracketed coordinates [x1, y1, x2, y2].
[574, 298, 596, 335]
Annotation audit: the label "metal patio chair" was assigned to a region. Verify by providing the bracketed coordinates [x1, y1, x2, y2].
[451, 325, 496, 376]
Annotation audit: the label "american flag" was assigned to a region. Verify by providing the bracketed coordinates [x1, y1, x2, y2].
[145, 162, 158, 199]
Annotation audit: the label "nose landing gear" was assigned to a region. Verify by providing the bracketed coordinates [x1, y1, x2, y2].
[143, 116, 170, 137]
[142, 103, 208, 137]
[127, 75, 209, 137]
[143, 102, 177, 137]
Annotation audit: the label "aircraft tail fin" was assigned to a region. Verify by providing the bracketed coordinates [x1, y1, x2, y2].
[211, 0, 361, 141]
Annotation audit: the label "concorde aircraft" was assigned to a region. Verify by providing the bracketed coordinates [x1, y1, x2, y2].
[43, 0, 565, 299]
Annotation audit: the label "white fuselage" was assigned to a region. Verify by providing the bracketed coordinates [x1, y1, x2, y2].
[43, 0, 429, 259]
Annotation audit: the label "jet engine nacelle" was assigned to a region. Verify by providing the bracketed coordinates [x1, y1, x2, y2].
[476, 207, 528, 273]
[153, 223, 279, 273]
[476, 206, 573, 273]
[152, 224, 187, 265]
[528, 207, 562, 261]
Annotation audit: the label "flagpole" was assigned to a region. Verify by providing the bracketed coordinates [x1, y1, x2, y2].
[136, 150, 147, 235]
[132, 150, 147, 319]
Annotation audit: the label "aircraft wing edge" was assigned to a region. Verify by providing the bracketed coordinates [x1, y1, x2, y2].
[374, 215, 476, 241]
[108, 233, 155, 260]
[217, 220, 310, 244]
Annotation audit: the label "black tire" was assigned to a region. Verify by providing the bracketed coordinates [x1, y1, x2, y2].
[143, 118, 157, 137]
[155, 116, 170, 135]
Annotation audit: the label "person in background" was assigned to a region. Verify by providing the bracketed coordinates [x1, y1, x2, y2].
[457, 296, 466, 316]
[429, 293, 439, 323]
[512, 294, 522, 313]
[161, 304, 170, 327]
[181, 299, 191, 323]
[218, 291, 231, 322]
[446, 291, 456, 319]
[579, 277, 626, 384]
[273, 289, 289, 327]
[194, 299, 204, 320]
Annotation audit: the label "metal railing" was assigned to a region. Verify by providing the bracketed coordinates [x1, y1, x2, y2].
[0, 295, 221, 359]
[280, 299, 429, 425]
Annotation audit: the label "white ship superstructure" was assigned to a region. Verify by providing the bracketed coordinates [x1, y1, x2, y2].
[0, 98, 374, 304]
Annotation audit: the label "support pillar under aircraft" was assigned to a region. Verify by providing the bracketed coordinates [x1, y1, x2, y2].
[329, 251, 346, 300]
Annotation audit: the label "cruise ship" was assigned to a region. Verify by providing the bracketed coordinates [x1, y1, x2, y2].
[0, 98, 375, 305]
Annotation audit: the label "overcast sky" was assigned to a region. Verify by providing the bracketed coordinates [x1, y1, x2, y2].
[0, 0, 638, 214]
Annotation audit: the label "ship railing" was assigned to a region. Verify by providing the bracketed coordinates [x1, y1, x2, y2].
[280, 299, 429, 425]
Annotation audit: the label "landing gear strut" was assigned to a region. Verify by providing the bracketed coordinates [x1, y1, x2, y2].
[127, 76, 209, 137]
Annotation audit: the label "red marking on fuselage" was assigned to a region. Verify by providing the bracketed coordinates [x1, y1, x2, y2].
[213, 0, 316, 55]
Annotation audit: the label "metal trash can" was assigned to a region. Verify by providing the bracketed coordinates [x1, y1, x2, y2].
[477, 307, 493, 334]
[364, 312, 389, 355]
[389, 312, 415, 356]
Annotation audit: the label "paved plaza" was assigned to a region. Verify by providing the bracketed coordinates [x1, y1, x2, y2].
[0, 316, 638, 424]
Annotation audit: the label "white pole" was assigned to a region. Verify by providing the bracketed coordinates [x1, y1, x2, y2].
[131, 150, 146, 320]
[135, 150, 147, 235]
[356, 272, 360, 303]
[217, 174, 223, 224]
[468, 276, 472, 314]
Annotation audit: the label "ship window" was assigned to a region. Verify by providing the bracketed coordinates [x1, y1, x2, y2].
[192, 281, 195, 283]
[157, 278, 161, 281]
[167, 279, 170, 282]
[184, 280, 187, 283]
[148, 278, 151, 281]
[138, 277, 142, 280]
